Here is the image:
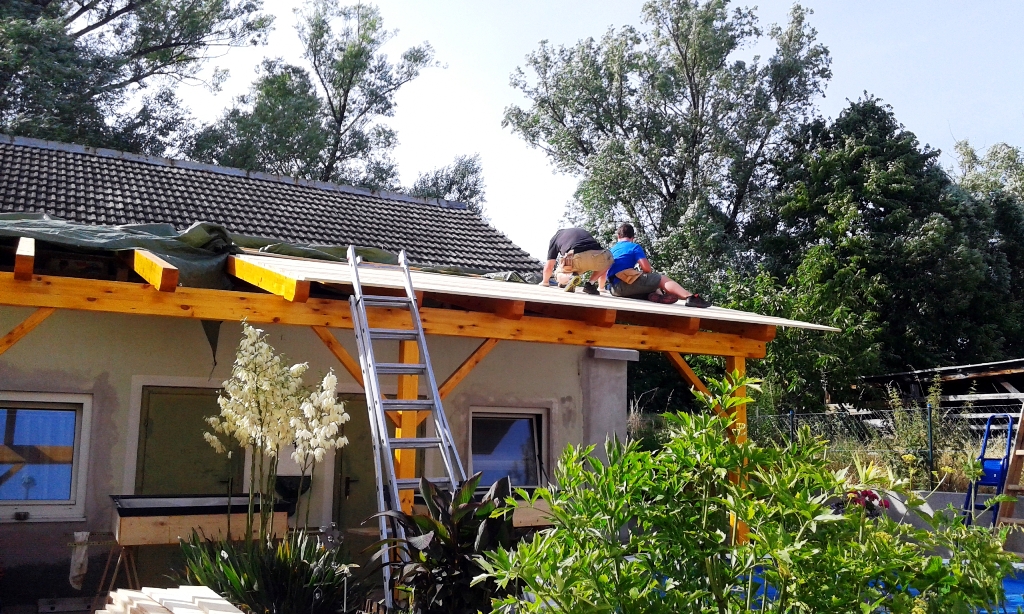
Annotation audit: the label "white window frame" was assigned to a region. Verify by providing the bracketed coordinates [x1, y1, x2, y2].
[0, 391, 93, 523]
[468, 406, 549, 489]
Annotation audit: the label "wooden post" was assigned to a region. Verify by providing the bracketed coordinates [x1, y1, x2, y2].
[725, 356, 748, 544]
[395, 340, 420, 513]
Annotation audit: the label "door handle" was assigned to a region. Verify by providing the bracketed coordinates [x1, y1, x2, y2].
[345, 476, 359, 498]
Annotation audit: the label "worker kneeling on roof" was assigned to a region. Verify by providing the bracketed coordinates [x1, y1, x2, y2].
[540, 227, 613, 294]
[607, 223, 711, 308]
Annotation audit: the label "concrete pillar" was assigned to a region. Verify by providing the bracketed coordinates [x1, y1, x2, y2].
[582, 347, 639, 458]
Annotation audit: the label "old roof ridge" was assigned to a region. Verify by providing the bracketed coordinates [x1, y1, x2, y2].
[0, 133, 470, 211]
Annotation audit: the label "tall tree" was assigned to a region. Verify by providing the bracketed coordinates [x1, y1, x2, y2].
[409, 154, 487, 215]
[190, 1, 435, 190]
[503, 0, 830, 287]
[0, 0, 272, 154]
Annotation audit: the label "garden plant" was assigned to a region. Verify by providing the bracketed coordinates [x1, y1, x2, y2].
[180, 323, 359, 614]
[482, 373, 1019, 613]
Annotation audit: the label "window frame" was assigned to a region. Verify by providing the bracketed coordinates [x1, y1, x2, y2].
[0, 391, 93, 523]
[468, 406, 548, 489]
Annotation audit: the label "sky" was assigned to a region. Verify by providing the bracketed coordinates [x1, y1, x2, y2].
[175, 1, 1024, 261]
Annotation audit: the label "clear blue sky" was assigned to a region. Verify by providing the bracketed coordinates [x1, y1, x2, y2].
[176, 1, 1024, 261]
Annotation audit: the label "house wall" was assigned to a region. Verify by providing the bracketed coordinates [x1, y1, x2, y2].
[0, 306, 627, 601]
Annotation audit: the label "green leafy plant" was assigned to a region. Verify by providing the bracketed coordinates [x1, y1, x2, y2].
[481, 373, 1019, 613]
[372, 473, 516, 614]
[181, 531, 362, 614]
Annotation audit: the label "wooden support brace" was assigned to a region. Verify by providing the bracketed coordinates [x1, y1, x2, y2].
[131, 250, 178, 292]
[310, 326, 363, 388]
[14, 237, 34, 281]
[395, 340, 421, 513]
[725, 355, 749, 545]
[227, 255, 310, 302]
[494, 300, 525, 320]
[0, 307, 56, 356]
[585, 308, 617, 328]
[439, 338, 499, 399]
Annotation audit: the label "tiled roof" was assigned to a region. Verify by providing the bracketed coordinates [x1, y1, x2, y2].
[0, 135, 540, 274]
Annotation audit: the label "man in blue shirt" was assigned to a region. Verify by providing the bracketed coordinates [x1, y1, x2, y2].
[607, 223, 711, 307]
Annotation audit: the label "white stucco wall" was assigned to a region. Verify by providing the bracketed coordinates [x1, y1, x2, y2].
[0, 306, 625, 578]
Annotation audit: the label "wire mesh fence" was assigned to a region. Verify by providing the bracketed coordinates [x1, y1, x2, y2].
[747, 404, 1022, 491]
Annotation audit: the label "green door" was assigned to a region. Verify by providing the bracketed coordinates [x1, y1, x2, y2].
[135, 387, 242, 495]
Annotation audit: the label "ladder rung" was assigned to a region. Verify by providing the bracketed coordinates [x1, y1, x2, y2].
[381, 399, 435, 412]
[363, 296, 413, 309]
[999, 517, 1024, 526]
[389, 437, 443, 449]
[1006, 484, 1024, 492]
[369, 328, 419, 341]
[395, 477, 453, 491]
[377, 363, 427, 375]
[1016, 450, 1024, 456]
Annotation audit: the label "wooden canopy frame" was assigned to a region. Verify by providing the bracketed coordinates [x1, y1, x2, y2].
[0, 248, 834, 521]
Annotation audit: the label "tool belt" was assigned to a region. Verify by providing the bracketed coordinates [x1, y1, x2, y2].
[559, 251, 576, 273]
[614, 269, 642, 284]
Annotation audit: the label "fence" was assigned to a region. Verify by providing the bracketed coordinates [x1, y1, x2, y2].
[747, 404, 1022, 491]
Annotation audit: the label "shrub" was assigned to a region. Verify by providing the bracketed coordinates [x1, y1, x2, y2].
[482, 373, 1018, 613]
[373, 473, 516, 614]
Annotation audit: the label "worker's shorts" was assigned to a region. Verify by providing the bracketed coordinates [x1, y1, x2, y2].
[609, 272, 662, 297]
[560, 249, 613, 275]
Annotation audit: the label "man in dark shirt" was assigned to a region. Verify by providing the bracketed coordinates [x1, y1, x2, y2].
[539, 228, 613, 293]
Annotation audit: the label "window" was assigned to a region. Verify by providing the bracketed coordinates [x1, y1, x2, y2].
[471, 411, 545, 487]
[0, 393, 92, 522]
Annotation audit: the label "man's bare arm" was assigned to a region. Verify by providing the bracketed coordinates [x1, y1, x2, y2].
[540, 259, 556, 285]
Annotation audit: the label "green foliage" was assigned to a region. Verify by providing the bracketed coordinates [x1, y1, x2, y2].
[181, 531, 361, 614]
[482, 375, 1018, 613]
[372, 473, 515, 614]
[504, 0, 830, 284]
[190, 1, 433, 190]
[409, 154, 488, 215]
[0, 0, 271, 154]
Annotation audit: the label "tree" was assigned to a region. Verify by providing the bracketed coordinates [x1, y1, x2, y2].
[190, 1, 435, 190]
[0, 0, 272, 154]
[408, 154, 487, 215]
[503, 0, 830, 288]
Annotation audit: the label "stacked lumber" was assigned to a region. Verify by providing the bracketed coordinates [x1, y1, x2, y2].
[97, 586, 241, 614]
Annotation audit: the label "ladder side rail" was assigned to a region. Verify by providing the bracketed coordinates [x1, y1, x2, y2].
[398, 251, 467, 486]
[349, 297, 398, 585]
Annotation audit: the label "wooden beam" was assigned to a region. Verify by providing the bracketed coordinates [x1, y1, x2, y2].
[0, 273, 766, 357]
[664, 352, 710, 396]
[439, 338, 499, 399]
[703, 321, 775, 342]
[310, 326, 363, 388]
[617, 311, 699, 335]
[585, 308, 616, 328]
[14, 237, 34, 281]
[494, 300, 525, 320]
[0, 307, 56, 356]
[395, 339, 421, 513]
[131, 250, 179, 292]
[725, 356, 748, 444]
[227, 255, 310, 302]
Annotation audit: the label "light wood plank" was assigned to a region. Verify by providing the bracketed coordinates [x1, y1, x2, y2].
[14, 237, 34, 281]
[131, 250, 179, 292]
[227, 255, 310, 302]
[395, 339, 421, 513]
[115, 511, 288, 546]
[0, 273, 766, 357]
[439, 338, 499, 399]
[310, 326, 363, 387]
[0, 306, 56, 356]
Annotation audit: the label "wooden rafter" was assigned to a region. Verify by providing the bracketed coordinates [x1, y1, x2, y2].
[0, 307, 56, 356]
[0, 273, 767, 356]
[130, 250, 179, 292]
[585, 308, 617, 328]
[310, 326, 363, 388]
[14, 237, 34, 281]
[439, 338, 499, 399]
[227, 255, 310, 302]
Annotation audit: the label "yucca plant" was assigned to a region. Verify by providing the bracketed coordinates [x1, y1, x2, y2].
[371, 472, 516, 614]
[181, 530, 363, 614]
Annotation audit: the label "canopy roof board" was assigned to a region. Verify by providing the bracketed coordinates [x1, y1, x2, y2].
[232, 252, 837, 334]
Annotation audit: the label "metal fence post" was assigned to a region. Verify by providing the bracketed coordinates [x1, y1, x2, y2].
[789, 410, 796, 444]
[926, 403, 934, 490]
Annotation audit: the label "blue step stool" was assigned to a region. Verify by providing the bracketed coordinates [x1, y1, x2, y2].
[963, 413, 1014, 527]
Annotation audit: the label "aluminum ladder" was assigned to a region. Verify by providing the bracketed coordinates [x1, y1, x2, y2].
[346, 246, 466, 605]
